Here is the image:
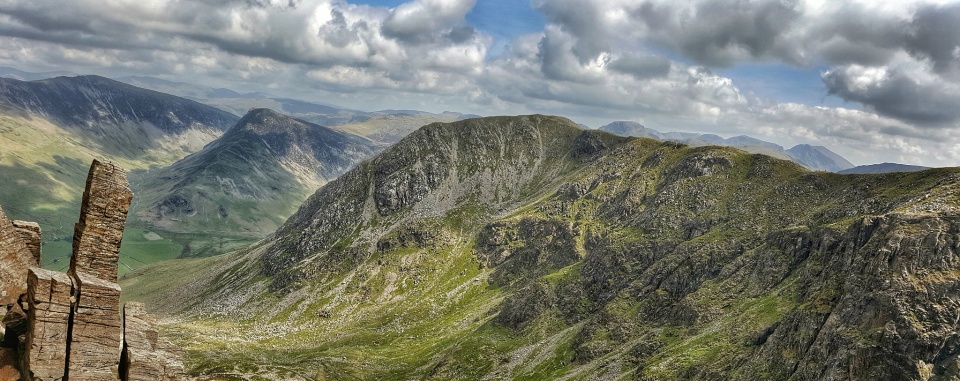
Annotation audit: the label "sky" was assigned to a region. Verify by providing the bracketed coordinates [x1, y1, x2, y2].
[0, 0, 959, 166]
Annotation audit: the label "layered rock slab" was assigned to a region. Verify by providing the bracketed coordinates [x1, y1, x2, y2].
[21, 268, 73, 381]
[0, 158, 181, 380]
[67, 272, 122, 381]
[70, 159, 133, 283]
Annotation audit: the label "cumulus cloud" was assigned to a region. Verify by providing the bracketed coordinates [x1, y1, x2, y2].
[381, 0, 477, 43]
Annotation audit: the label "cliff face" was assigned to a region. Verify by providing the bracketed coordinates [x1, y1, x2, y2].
[124, 115, 960, 380]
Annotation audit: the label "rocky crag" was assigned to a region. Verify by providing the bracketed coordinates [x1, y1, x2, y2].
[0, 159, 183, 380]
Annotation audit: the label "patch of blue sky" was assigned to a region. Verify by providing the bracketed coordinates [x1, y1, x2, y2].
[348, 0, 544, 58]
[717, 64, 851, 108]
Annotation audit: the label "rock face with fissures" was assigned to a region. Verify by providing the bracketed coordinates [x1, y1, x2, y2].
[70, 159, 133, 284]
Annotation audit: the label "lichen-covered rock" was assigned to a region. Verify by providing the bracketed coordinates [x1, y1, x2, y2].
[67, 272, 122, 381]
[0, 205, 35, 306]
[12, 220, 42, 266]
[22, 268, 73, 381]
[70, 159, 133, 283]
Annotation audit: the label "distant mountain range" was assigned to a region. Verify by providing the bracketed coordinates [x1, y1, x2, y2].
[118, 74, 478, 129]
[0, 66, 78, 81]
[599, 121, 855, 172]
[0, 70, 474, 267]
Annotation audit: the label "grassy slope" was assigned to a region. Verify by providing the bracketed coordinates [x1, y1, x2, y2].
[121, 117, 960, 380]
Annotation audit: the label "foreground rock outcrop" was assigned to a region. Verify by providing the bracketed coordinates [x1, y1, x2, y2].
[0, 159, 183, 380]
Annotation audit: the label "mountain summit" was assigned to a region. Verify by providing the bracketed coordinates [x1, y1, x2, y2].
[131, 108, 377, 255]
[786, 144, 855, 172]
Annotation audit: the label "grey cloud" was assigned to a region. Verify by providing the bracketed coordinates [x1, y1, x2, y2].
[906, 3, 960, 74]
[671, 0, 804, 67]
[817, 38, 895, 67]
[536, 27, 583, 82]
[822, 66, 960, 125]
[444, 25, 475, 44]
[534, 0, 607, 64]
[607, 53, 671, 79]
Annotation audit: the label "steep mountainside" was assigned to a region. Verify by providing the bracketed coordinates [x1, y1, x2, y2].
[0, 76, 239, 268]
[840, 163, 930, 174]
[0, 75, 238, 158]
[130, 108, 377, 256]
[599, 121, 854, 172]
[124, 115, 960, 380]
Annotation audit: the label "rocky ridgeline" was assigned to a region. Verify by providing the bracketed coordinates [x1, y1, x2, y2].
[0, 159, 183, 380]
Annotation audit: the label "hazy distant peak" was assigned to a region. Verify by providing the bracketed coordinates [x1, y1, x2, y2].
[599, 121, 855, 172]
[786, 144, 854, 172]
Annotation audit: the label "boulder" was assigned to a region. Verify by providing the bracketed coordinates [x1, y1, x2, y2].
[0, 347, 23, 381]
[121, 302, 185, 380]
